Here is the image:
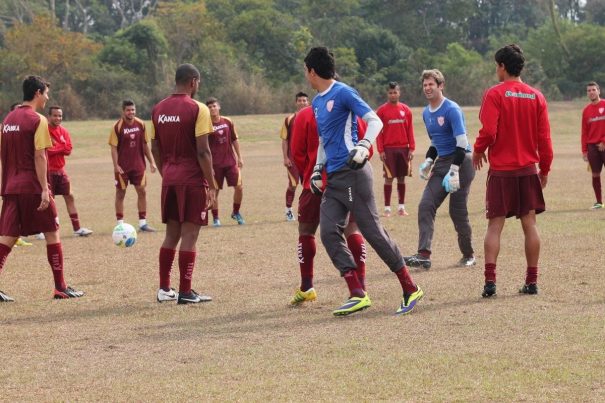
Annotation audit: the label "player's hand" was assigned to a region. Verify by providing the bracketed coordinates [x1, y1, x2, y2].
[379, 152, 386, 162]
[37, 189, 51, 211]
[310, 164, 324, 195]
[206, 188, 216, 210]
[409, 153, 414, 161]
[115, 165, 124, 175]
[598, 142, 605, 152]
[539, 173, 548, 189]
[347, 139, 371, 170]
[442, 164, 460, 193]
[418, 158, 434, 180]
[582, 153, 588, 162]
[150, 164, 157, 173]
[472, 152, 487, 170]
[238, 158, 243, 168]
[283, 158, 292, 168]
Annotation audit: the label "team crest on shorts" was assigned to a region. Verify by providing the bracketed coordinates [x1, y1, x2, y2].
[599, 107, 604, 114]
[437, 116, 445, 126]
[326, 100, 334, 112]
[201, 211, 207, 220]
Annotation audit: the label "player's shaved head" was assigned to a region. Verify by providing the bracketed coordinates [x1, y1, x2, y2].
[175, 64, 200, 86]
[22, 75, 49, 102]
[304, 47, 335, 80]
[495, 44, 525, 77]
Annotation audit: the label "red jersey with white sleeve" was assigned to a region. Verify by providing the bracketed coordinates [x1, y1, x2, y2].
[108, 117, 148, 173]
[475, 80, 553, 175]
[581, 99, 605, 153]
[209, 117, 238, 168]
[375, 102, 415, 153]
[47, 124, 73, 172]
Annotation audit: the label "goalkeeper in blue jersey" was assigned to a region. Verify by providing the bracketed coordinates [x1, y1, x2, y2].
[303, 46, 423, 316]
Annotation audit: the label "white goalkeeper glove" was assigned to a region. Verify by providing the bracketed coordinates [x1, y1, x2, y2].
[310, 164, 324, 195]
[442, 164, 460, 193]
[346, 139, 371, 170]
[418, 158, 434, 180]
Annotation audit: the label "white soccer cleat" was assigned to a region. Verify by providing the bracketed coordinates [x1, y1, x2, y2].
[34, 233, 45, 240]
[74, 227, 93, 237]
[157, 288, 178, 303]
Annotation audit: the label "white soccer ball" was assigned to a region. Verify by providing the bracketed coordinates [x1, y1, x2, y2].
[112, 223, 137, 247]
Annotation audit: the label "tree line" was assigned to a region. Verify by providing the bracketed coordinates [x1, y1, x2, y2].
[1, 0, 604, 119]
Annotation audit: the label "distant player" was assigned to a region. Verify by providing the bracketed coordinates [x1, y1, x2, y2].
[46, 106, 93, 236]
[581, 81, 605, 209]
[280, 91, 309, 221]
[404, 69, 476, 270]
[109, 100, 157, 231]
[205, 97, 245, 226]
[0, 75, 84, 302]
[473, 44, 553, 297]
[304, 46, 422, 316]
[376, 81, 415, 217]
[151, 63, 216, 304]
[288, 104, 368, 304]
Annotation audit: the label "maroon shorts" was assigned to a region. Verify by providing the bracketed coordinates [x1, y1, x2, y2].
[297, 189, 322, 224]
[115, 170, 146, 190]
[0, 194, 59, 237]
[214, 165, 241, 189]
[161, 185, 209, 226]
[587, 143, 605, 173]
[485, 167, 545, 219]
[382, 148, 410, 179]
[49, 171, 71, 196]
[286, 163, 300, 187]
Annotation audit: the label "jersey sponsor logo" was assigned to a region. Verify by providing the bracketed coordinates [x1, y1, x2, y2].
[213, 123, 229, 131]
[2, 124, 20, 133]
[599, 107, 604, 114]
[588, 115, 605, 123]
[437, 116, 445, 126]
[326, 100, 334, 112]
[504, 90, 536, 100]
[123, 127, 140, 135]
[347, 186, 353, 202]
[388, 119, 405, 125]
[157, 114, 181, 124]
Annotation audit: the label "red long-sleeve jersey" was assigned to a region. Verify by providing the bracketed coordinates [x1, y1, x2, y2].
[475, 80, 553, 175]
[47, 124, 73, 172]
[375, 102, 415, 153]
[581, 99, 605, 153]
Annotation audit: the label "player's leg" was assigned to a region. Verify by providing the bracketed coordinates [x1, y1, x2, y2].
[285, 165, 298, 221]
[344, 219, 366, 290]
[449, 156, 475, 266]
[63, 193, 93, 236]
[134, 171, 154, 231]
[396, 149, 410, 216]
[114, 172, 128, 223]
[519, 211, 540, 295]
[482, 216, 505, 297]
[211, 167, 224, 226]
[230, 167, 245, 225]
[587, 144, 603, 208]
[0, 197, 20, 301]
[382, 150, 394, 216]
[158, 219, 180, 301]
[0, 236, 17, 302]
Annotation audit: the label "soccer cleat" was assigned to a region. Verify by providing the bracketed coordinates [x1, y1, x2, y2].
[213, 218, 221, 227]
[396, 286, 424, 315]
[458, 256, 476, 267]
[34, 233, 45, 240]
[139, 224, 156, 232]
[53, 286, 84, 299]
[482, 282, 497, 298]
[0, 290, 15, 302]
[285, 209, 296, 222]
[519, 283, 538, 295]
[404, 253, 432, 269]
[231, 212, 245, 225]
[590, 203, 603, 210]
[157, 288, 178, 303]
[333, 293, 372, 316]
[15, 238, 33, 247]
[383, 207, 392, 217]
[177, 289, 212, 304]
[397, 207, 409, 216]
[290, 287, 317, 305]
[74, 227, 93, 237]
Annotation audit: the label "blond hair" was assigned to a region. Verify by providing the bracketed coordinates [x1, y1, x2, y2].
[421, 69, 445, 86]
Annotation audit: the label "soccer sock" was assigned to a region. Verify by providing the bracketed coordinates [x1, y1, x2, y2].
[116, 213, 124, 222]
[286, 188, 295, 209]
[384, 184, 392, 207]
[485, 263, 497, 283]
[419, 249, 431, 258]
[138, 211, 146, 220]
[47, 243, 66, 291]
[178, 250, 196, 294]
[592, 177, 602, 204]
[159, 247, 176, 291]
[397, 183, 406, 204]
[232, 203, 241, 215]
[526, 266, 538, 285]
[69, 214, 81, 231]
[343, 269, 365, 298]
[211, 209, 219, 219]
[395, 266, 417, 295]
[0, 243, 12, 275]
[347, 234, 366, 290]
[298, 235, 316, 291]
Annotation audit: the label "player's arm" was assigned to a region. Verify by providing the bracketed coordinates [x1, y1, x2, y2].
[232, 139, 243, 168]
[581, 110, 589, 159]
[63, 129, 73, 156]
[290, 114, 307, 176]
[33, 117, 52, 210]
[196, 135, 216, 208]
[108, 127, 123, 174]
[407, 107, 416, 156]
[473, 91, 498, 170]
[375, 109, 385, 160]
[536, 96, 553, 188]
[143, 142, 157, 173]
[280, 117, 292, 167]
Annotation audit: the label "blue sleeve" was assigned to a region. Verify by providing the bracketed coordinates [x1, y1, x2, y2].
[448, 106, 466, 137]
[343, 86, 372, 119]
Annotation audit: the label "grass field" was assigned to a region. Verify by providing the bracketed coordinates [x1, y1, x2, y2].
[1, 102, 604, 401]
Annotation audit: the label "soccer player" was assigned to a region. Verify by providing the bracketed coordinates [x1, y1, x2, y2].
[404, 69, 476, 270]
[0, 75, 84, 302]
[288, 104, 368, 304]
[280, 91, 309, 221]
[108, 100, 157, 232]
[473, 44, 553, 297]
[376, 81, 415, 217]
[46, 106, 93, 236]
[581, 81, 605, 209]
[205, 97, 245, 226]
[150, 63, 216, 304]
[304, 46, 422, 316]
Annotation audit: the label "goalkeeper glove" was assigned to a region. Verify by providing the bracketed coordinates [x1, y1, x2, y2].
[418, 158, 434, 180]
[346, 139, 371, 170]
[442, 164, 460, 193]
[310, 164, 324, 195]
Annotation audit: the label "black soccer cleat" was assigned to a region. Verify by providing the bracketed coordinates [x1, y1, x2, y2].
[53, 286, 84, 299]
[404, 254, 432, 270]
[519, 283, 538, 295]
[482, 282, 496, 298]
[0, 289, 15, 302]
[177, 289, 212, 304]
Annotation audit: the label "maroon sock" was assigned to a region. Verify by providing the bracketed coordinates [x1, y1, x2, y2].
[419, 249, 431, 258]
[138, 211, 146, 220]
[116, 213, 124, 221]
[347, 234, 366, 290]
[383, 184, 392, 207]
[526, 266, 538, 285]
[0, 243, 12, 275]
[395, 266, 417, 294]
[69, 214, 81, 231]
[47, 243, 66, 291]
[159, 247, 176, 291]
[178, 250, 196, 294]
[343, 269, 365, 298]
[211, 209, 219, 219]
[232, 203, 241, 215]
[397, 183, 406, 204]
[592, 177, 602, 204]
[298, 235, 316, 291]
[485, 263, 497, 283]
[286, 188, 295, 208]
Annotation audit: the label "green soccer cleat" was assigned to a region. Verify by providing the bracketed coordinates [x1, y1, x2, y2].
[231, 212, 245, 225]
[396, 286, 424, 315]
[290, 287, 317, 305]
[333, 293, 372, 316]
[590, 202, 603, 210]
